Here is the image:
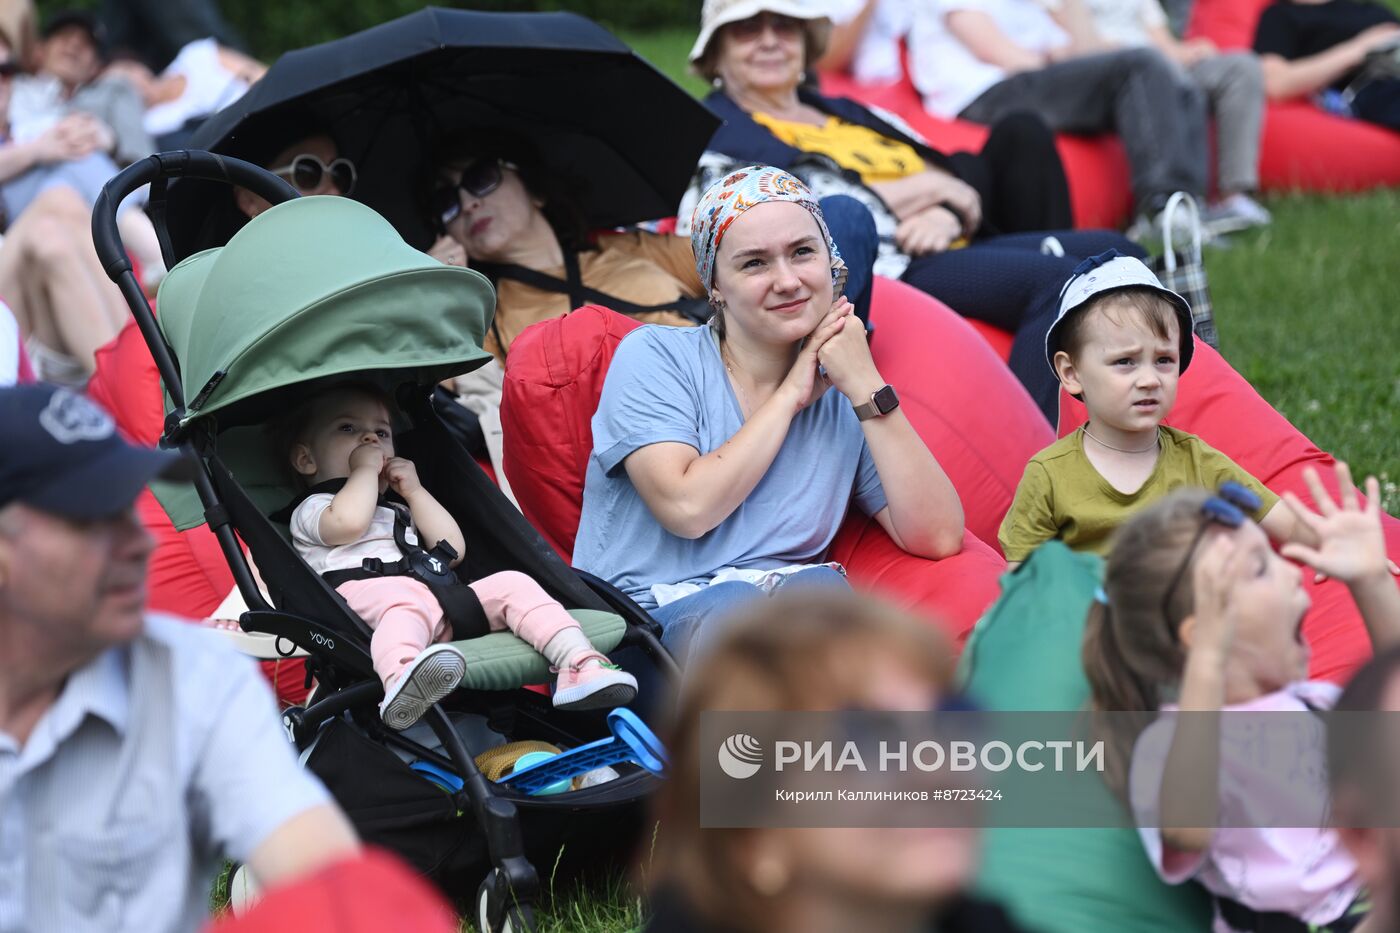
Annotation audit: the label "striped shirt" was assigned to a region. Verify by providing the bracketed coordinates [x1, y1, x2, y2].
[0, 615, 330, 932]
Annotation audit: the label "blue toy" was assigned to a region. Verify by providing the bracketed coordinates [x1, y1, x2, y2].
[497, 708, 667, 795]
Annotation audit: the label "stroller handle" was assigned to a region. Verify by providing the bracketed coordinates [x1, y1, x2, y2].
[92, 150, 299, 410]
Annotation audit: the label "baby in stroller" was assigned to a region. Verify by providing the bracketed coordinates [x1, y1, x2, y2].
[282, 382, 637, 729]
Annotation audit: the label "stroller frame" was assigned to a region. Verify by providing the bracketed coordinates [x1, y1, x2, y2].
[92, 151, 678, 930]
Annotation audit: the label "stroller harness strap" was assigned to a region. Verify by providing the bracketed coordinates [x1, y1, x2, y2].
[277, 480, 490, 642]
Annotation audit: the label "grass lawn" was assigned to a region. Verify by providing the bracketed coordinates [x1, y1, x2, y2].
[622, 26, 1400, 514]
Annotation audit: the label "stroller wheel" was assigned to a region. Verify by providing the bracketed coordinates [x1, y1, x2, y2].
[476, 869, 536, 933]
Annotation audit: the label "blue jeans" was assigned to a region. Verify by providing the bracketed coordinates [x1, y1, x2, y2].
[653, 566, 850, 667]
[818, 195, 878, 329]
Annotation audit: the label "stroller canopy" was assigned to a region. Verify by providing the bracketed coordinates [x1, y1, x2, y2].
[156, 195, 495, 427]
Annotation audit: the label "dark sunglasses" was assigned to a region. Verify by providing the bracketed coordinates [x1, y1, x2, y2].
[269, 154, 357, 196]
[727, 12, 804, 41]
[432, 158, 517, 229]
[1159, 481, 1263, 636]
[0, 59, 19, 78]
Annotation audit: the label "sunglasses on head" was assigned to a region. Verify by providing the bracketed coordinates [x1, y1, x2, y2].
[727, 11, 804, 41]
[269, 154, 357, 196]
[1159, 481, 1264, 636]
[432, 158, 516, 230]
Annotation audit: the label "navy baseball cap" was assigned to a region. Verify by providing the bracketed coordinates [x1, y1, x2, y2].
[0, 384, 193, 520]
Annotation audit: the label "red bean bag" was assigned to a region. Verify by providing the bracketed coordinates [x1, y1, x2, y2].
[1057, 343, 1400, 685]
[1187, 0, 1400, 191]
[88, 321, 310, 706]
[500, 299, 1019, 644]
[818, 70, 1134, 230]
[867, 278, 1053, 546]
[203, 849, 457, 933]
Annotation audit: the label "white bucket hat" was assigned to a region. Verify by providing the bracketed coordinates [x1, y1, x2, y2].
[1045, 250, 1195, 374]
[689, 0, 833, 69]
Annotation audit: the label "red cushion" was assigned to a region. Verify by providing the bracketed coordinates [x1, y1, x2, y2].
[1057, 343, 1397, 684]
[830, 512, 1007, 643]
[87, 322, 310, 705]
[869, 278, 1053, 547]
[818, 71, 1134, 230]
[1186, 0, 1270, 49]
[501, 304, 1011, 641]
[501, 306, 645, 561]
[1188, 0, 1400, 191]
[203, 849, 457, 933]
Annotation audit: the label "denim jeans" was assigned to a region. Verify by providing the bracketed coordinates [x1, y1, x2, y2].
[653, 566, 851, 667]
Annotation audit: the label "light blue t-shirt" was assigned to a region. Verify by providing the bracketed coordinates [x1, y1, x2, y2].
[572, 324, 888, 610]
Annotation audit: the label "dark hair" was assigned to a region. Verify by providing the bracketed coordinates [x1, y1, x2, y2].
[1328, 644, 1400, 826]
[1057, 288, 1179, 364]
[426, 130, 587, 251]
[1083, 489, 1212, 796]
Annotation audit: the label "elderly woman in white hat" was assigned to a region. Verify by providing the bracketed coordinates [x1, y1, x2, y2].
[680, 0, 1148, 425]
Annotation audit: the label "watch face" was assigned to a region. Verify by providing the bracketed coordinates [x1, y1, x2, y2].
[873, 385, 899, 414]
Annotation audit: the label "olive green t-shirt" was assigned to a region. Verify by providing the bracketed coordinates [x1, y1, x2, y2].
[998, 426, 1278, 562]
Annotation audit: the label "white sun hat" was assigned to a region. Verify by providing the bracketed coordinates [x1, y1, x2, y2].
[1045, 250, 1195, 375]
[689, 0, 833, 68]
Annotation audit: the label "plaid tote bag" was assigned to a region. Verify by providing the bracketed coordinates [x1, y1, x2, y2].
[1150, 192, 1218, 349]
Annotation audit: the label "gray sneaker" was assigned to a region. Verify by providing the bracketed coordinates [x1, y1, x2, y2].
[1202, 193, 1273, 236]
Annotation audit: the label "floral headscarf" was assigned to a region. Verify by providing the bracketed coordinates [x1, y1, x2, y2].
[689, 165, 847, 302]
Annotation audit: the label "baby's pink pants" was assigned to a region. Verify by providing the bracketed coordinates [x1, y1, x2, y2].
[337, 569, 581, 689]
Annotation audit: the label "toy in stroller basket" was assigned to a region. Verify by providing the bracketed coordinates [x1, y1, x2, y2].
[92, 151, 678, 930]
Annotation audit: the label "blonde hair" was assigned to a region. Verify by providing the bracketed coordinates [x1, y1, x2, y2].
[1082, 489, 1212, 795]
[647, 589, 955, 931]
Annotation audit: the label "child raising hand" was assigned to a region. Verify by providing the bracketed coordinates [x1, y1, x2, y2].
[1084, 464, 1400, 932]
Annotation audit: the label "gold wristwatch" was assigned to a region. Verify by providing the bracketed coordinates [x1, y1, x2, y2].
[853, 385, 899, 421]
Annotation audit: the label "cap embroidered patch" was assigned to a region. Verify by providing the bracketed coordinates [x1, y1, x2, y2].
[38, 388, 115, 445]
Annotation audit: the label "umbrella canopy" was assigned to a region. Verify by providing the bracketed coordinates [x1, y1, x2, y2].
[167, 7, 719, 260]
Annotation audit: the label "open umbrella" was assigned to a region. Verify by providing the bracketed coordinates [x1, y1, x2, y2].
[166, 7, 719, 260]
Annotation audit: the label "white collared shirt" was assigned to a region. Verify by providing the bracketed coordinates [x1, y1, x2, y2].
[0, 615, 330, 933]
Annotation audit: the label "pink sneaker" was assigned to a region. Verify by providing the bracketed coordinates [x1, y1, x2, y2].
[379, 644, 466, 730]
[552, 651, 637, 711]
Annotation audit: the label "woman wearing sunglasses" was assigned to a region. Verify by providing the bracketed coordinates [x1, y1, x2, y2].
[425, 134, 879, 363]
[234, 132, 356, 217]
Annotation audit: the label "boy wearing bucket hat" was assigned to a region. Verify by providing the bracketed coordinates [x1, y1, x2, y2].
[998, 251, 1314, 564]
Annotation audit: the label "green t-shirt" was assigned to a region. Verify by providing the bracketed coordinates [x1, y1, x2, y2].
[998, 426, 1278, 562]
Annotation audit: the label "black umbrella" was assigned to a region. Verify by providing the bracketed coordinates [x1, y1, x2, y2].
[166, 7, 719, 260]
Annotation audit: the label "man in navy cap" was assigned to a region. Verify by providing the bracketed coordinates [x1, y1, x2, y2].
[0, 383, 359, 932]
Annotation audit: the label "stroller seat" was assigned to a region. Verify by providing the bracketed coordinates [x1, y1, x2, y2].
[451, 608, 623, 692]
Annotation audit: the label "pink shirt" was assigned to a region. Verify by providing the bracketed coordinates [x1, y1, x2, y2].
[1129, 681, 1362, 930]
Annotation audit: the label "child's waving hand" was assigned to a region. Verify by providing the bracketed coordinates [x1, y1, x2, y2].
[1281, 463, 1400, 651]
[1279, 463, 1396, 583]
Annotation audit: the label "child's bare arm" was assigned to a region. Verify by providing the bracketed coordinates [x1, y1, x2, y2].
[1259, 498, 1324, 550]
[384, 457, 467, 568]
[1281, 464, 1400, 652]
[1158, 535, 1249, 854]
[317, 446, 384, 546]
